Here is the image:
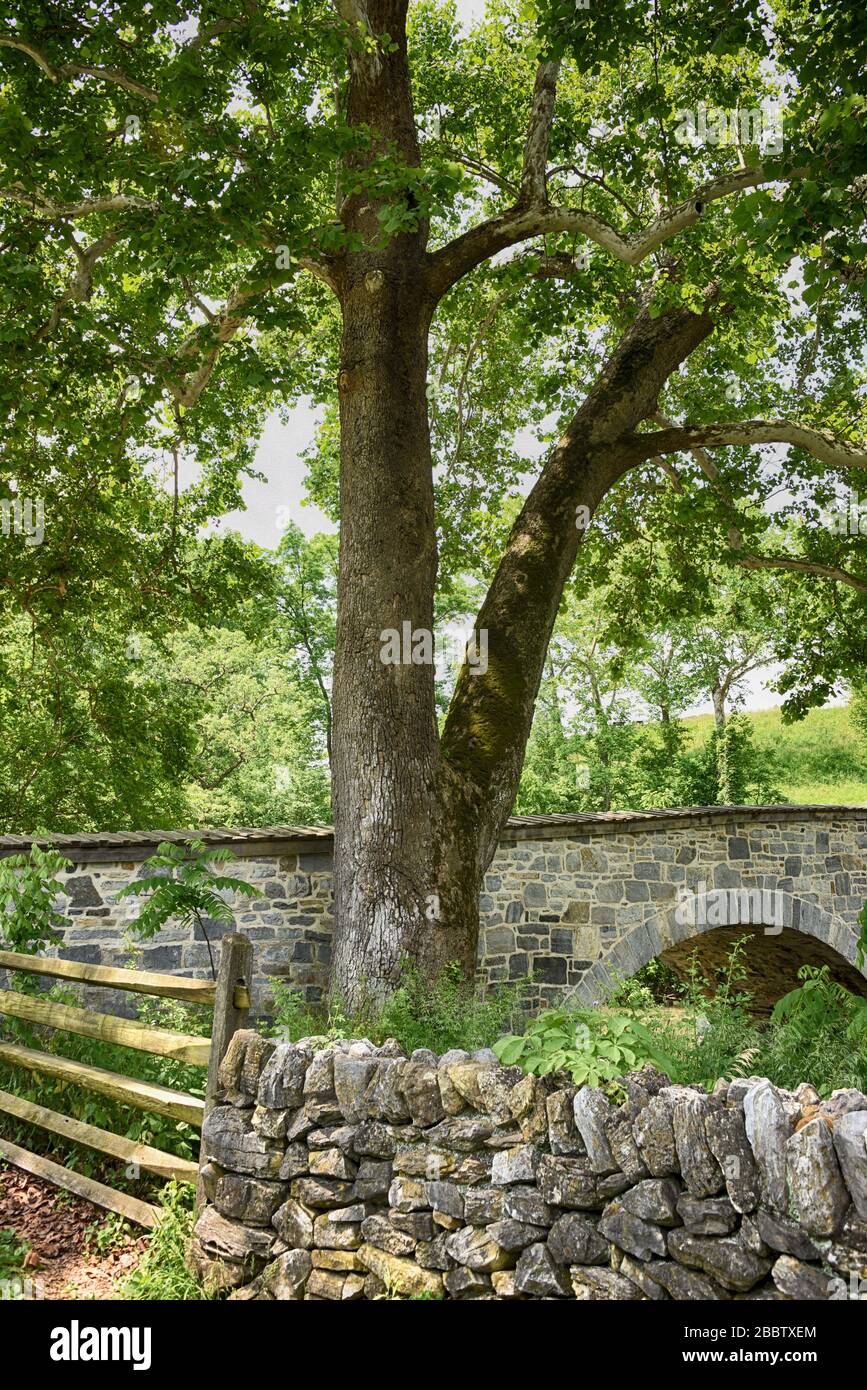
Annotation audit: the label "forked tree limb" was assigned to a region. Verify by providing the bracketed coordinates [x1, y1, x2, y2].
[427, 166, 802, 302]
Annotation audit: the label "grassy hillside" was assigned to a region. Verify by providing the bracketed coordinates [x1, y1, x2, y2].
[682, 703, 867, 805]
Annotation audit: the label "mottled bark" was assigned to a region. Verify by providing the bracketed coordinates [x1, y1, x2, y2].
[328, 0, 445, 1000]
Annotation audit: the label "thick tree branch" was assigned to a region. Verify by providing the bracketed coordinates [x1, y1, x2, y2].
[295, 255, 340, 293]
[519, 61, 561, 204]
[334, 0, 374, 26]
[440, 302, 717, 845]
[0, 38, 158, 101]
[0, 185, 156, 219]
[62, 62, 158, 102]
[733, 552, 867, 595]
[0, 36, 60, 79]
[427, 166, 800, 302]
[652, 410, 720, 481]
[652, 406, 744, 540]
[635, 420, 867, 472]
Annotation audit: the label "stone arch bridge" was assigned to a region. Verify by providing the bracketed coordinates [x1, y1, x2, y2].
[3, 805, 866, 1015]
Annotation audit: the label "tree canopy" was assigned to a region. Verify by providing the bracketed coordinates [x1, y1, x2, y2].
[1, 0, 865, 995]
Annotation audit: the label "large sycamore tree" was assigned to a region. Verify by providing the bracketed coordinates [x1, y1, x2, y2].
[1, 0, 865, 1003]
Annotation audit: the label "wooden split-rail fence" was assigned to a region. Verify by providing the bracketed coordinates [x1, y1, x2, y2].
[0, 933, 252, 1229]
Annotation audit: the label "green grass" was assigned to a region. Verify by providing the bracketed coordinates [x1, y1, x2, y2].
[682, 702, 867, 805]
[116, 1182, 213, 1301]
[268, 963, 527, 1054]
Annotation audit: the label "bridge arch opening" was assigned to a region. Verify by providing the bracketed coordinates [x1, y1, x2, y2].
[659, 925, 867, 1014]
[572, 891, 867, 1015]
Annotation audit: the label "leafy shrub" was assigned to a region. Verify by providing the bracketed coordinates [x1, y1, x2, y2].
[84, 1211, 134, 1258]
[269, 961, 525, 1056]
[0, 1227, 29, 1281]
[608, 957, 681, 1009]
[493, 1007, 679, 1087]
[268, 979, 351, 1044]
[495, 937, 867, 1098]
[639, 936, 762, 1090]
[116, 1182, 213, 1301]
[637, 947, 867, 1095]
[0, 844, 72, 956]
[762, 965, 867, 1095]
[376, 964, 525, 1055]
[856, 901, 867, 971]
[115, 839, 257, 978]
[489, 945, 756, 1094]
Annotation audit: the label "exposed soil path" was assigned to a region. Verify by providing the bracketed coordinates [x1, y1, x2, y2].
[0, 1162, 147, 1299]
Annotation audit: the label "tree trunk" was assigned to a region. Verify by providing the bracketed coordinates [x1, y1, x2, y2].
[711, 683, 733, 802]
[326, 3, 720, 1006]
[328, 0, 481, 1003]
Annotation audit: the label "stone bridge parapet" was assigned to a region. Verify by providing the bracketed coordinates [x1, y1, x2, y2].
[3, 805, 866, 1014]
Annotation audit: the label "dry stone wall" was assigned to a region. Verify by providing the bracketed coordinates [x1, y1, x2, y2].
[189, 1031, 867, 1301]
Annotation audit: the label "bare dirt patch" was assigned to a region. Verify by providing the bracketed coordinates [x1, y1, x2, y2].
[0, 1162, 147, 1300]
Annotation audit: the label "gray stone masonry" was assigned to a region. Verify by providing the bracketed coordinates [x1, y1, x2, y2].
[2, 806, 866, 1016]
[189, 1032, 867, 1301]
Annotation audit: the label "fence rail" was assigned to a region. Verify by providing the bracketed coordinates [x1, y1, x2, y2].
[0, 948, 219, 1003]
[0, 1088, 197, 1182]
[0, 934, 252, 1227]
[0, 988, 212, 1065]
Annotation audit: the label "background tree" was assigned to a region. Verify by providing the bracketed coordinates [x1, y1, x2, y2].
[273, 523, 338, 769]
[150, 621, 333, 827]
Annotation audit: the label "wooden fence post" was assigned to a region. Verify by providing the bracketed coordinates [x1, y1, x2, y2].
[198, 933, 253, 1207]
